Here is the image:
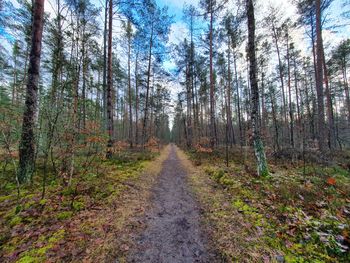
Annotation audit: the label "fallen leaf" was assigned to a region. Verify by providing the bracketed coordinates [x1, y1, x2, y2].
[327, 177, 336, 186]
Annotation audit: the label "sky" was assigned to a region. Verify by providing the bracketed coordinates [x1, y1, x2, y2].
[3, 0, 348, 59]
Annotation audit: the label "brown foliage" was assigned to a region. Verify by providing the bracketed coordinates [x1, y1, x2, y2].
[194, 137, 212, 153]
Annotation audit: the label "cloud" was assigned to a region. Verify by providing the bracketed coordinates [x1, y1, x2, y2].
[169, 22, 189, 45]
[158, 0, 198, 10]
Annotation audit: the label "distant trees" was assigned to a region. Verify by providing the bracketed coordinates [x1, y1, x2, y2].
[137, 0, 172, 147]
[172, 0, 350, 162]
[330, 40, 350, 124]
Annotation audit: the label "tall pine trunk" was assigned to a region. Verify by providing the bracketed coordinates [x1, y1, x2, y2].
[287, 34, 294, 148]
[209, 1, 216, 148]
[127, 21, 133, 148]
[18, 0, 45, 183]
[135, 52, 139, 145]
[142, 24, 154, 148]
[106, 0, 114, 158]
[315, 0, 327, 152]
[102, 0, 108, 129]
[246, 0, 269, 177]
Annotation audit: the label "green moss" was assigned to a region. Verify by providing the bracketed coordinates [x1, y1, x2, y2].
[39, 199, 47, 206]
[72, 200, 85, 211]
[240, 188, 254, 199]
[16, 255, 39, 263]
[57, 211, 73, 220]
[232, 199, 256, 214]
[17, 229, 66, 262]
[218, 174, 235, 187]
[48, 229, 65, 244]
[0, 194, 13, 202]
[36, 246, 51, 256]
[61, 187, 75, 196]
[204, 166, 215, 176]
[24, 200, 36, 209]
[9, 215, 22, 226]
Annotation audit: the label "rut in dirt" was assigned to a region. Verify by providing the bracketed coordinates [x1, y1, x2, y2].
[128, 144, 211, 263]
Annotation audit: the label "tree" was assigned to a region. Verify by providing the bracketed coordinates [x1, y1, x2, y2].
[330, 39, 350, 125]
[18, 0, 45, 183]
[246, 0, 269, 177]
[106, 0, 114, 158]
[200, 0, 227, 148]
[296, 0, 334, 151]
[315, 0, 327, 152]
[124, 19, 134, 148]
[136, 0, 172, 147]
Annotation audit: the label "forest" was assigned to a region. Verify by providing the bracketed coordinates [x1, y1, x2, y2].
[0, 0, 350, 262]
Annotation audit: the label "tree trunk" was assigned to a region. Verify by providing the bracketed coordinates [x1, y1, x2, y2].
[135, 52, 139, 145]
[106, 0, 114, 158]
[323, 53, 336, 149]
[272, 23, 287, 134]
[234, 55, 243, 147]
[102, 0, 108, 129]
[142, 24, 154, 148]
[315, 0, 327, 152]
[246, 0, 269, 177]
[270, 89, 280, 151]
[293, 54, 301, 145]
[342, 66, 350, 125]
[186, 64, 193, 148]
[287, 34, 294, 148]
[209, 1, 216, 148]
[127, 21, 133, 148]
[18, 0, 45, 183]
[227, 40, 235, 146]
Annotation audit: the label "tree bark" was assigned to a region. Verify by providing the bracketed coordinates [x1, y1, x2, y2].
[102, 0, 108, 129]
[127, 21, 133, 148]
[272, 23, 288, 133]
[209, 0, 216, 148]
[18, 0, 45, 183]
[315, 0, 327, 152]
[323, 53, 336, 149]
[135, 52, 139, 145]
[246, 0, 269, 177]
[142, 24, 154, 148]
[106, 0, 114, 158]
[233, 55, 243, 147]
[286, 34, 294, 148]
[227, 40, 235, 146]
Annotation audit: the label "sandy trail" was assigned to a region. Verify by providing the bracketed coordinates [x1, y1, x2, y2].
[128, 144, 211, 263]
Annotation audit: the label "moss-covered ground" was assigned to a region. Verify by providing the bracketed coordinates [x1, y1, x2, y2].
[0, 147, 169, 262]
[182, 147, 350, 262]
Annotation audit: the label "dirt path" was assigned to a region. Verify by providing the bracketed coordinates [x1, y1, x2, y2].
[128, 144, 211, 263]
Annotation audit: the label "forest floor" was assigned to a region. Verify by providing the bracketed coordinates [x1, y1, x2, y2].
[185, 147, 350, 262]
[1, 144, 350, 262]
[0, 147, 165, 262]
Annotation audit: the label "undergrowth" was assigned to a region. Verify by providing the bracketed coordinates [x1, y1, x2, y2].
[187, 147, 350, 262]
[0, 150, 159, 262]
